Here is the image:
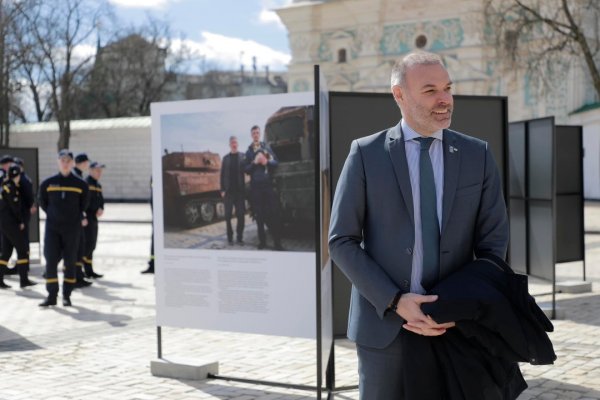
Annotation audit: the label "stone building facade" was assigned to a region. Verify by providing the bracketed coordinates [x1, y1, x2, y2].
[276, 0, 600, 199]
[275, 0, 596, 123]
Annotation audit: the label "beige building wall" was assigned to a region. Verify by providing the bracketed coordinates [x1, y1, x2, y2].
[9, 117, 152, 200]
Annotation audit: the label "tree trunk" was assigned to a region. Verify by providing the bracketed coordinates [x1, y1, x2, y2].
[56, 119, 70, 150]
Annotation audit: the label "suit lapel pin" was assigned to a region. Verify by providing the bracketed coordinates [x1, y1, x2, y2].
[449, 146, 458, 153]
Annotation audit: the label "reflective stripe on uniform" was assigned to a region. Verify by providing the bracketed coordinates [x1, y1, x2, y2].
[47, 186, 83, 194]
[64, 278, 76, 284]
[89, 186, 102, 192]
[16, 259, 28, 264]
[46, 278, 59, 283]
[82, 257, 92, 263]
[0, 260, 8, 266]
[2, 185, 9, 193]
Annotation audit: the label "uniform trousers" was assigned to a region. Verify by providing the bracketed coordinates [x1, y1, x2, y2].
[44, 225, 80, 298]
[83, 217, 98, 273]
[0, 219, 29, 284]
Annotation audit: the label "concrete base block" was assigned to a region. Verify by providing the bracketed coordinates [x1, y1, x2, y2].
[556, 280, 592, 294]
[538, 303, 566, 320]
[151, 357, 219, 380]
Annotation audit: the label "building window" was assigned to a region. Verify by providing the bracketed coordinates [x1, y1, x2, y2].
[338, 48, 347, 63]
[415, 34, 428, 49]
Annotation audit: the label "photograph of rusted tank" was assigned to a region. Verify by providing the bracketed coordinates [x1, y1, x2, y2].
[159, 99, 315, 252]
[162, 151, 225, 228]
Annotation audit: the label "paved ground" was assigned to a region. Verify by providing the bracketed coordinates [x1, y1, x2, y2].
[164, 214, 315, 252]
[1, 202, 600, 400]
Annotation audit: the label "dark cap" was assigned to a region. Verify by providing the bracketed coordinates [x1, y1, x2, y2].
[90, 161, 106, 169]
[8, 164, 20, 179]
[0, 154, 13, 164]
[58, 149, 74, 159]
[12, 156, 24, 166]
[75, 153, 89, 163]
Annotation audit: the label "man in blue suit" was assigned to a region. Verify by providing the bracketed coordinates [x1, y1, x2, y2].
[329, 51, 509, 399]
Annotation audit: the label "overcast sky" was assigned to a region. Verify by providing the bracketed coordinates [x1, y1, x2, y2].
[109, 0, 292, 71]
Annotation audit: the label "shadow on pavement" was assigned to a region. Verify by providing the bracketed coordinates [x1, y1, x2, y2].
[556, 294, 600, 326]
[76, 285, 136, 303]
[93, 280, 139, 289]
[180, 380, 315, 400]
[0, 326, 42, 352]
[51, 305, 132, 327]
[525, 378, 600, 397]
[14, 289, 46, 300]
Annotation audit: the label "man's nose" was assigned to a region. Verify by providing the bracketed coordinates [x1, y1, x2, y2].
[437, 91, 452, 105]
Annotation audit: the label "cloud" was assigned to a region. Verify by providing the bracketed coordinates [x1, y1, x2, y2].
[108, 0, 178, 9]
[258, 9, 285, 29]
[175, 31, 291, 71]
[257, 0, 292, 29]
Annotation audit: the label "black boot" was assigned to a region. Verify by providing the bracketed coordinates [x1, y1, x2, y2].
[39, 297, 57, 307]
[5, 266, 17, 276]
[19, 264, 37, 288]
[62, 297, 72, 307]
[0, 280, 10, 289]
[84, 259, 103, 279]
[141, 261, 154, 274]
[74, 279, 92, 288]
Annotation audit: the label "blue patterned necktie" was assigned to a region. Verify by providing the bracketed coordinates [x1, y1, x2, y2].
[417, 137, 440, 290]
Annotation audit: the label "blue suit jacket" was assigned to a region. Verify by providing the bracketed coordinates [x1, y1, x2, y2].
[328, 122, 509, 349]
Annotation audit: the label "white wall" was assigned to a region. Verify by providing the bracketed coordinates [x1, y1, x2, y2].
[9, 118, 152, 200]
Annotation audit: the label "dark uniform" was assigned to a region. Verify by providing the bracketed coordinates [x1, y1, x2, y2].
[39, 168, 89, 306]
[0, 165, 35, 288]
[72, 164, 92, 286]
[245, 142, 283, 250]
[221, 151, 246, 244]
[83, 172, 104, 278]
[18, 167, 35, 270]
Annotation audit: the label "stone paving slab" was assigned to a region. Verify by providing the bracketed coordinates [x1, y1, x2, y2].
[0, 202, 599, 399]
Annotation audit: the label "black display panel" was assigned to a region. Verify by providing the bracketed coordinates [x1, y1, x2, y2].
[527, 118, 554, 200]
[509, 199, 527, 274]
[556, 125, 583, 194]
[528, 200, 554, 281]
[508, 122, 526, 198]
[450, 96, 507, 185]
[556, 194, 584, 263]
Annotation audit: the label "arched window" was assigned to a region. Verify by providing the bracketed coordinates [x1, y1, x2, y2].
[338, 48, 347, 63]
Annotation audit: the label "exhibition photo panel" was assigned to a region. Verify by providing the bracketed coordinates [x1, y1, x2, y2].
[151, 92, 318, 339]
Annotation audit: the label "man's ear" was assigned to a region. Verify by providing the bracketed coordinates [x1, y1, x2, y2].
[392, 85, 403, 104]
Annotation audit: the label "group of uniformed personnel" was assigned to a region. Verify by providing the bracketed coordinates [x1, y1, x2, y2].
[0, 155, 36, 289]
[0, 150, 106, 307]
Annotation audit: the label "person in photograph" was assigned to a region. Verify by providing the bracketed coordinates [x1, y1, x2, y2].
[329, 51, 509, 398]
[245, 125, 283, 250]
[220, 136, 246, 245]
